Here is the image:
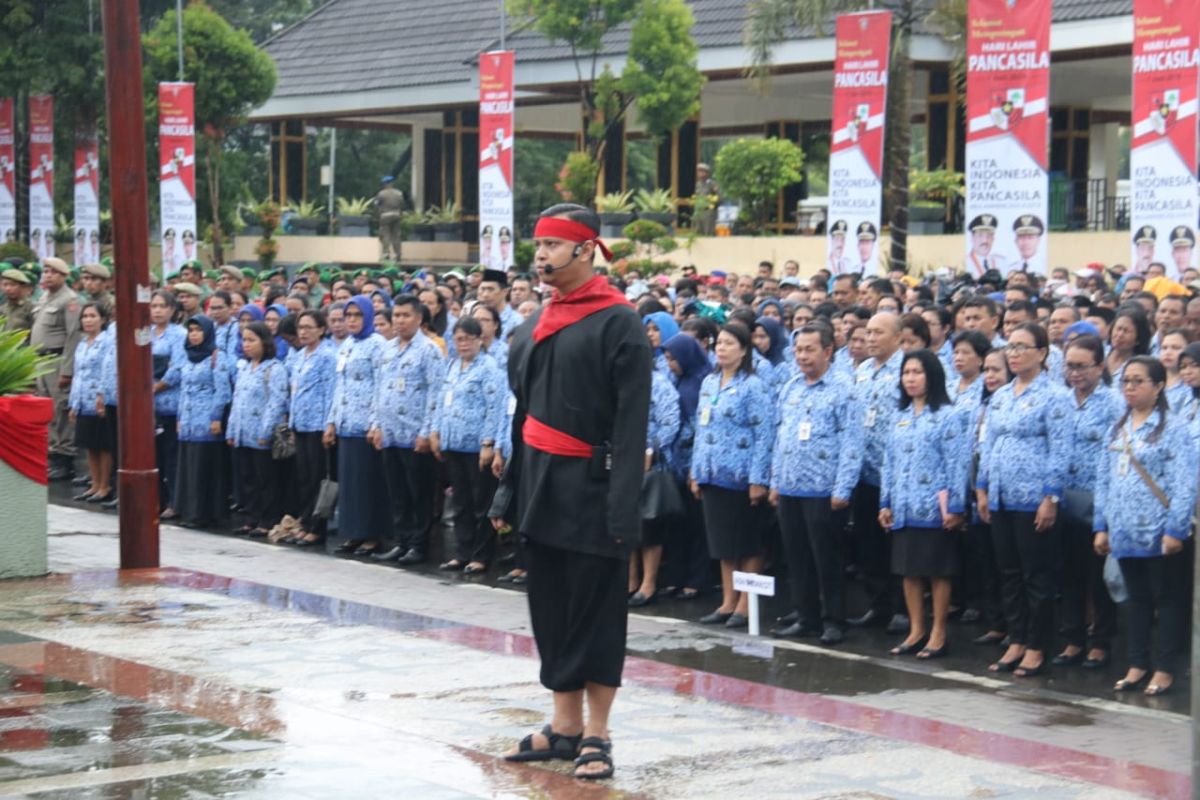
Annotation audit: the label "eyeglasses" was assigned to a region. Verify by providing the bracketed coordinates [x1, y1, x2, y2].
[1064, 362, 1099, 373]
[1120, 377, 1153, 388]
[1004, 343, 1039, 354]
[344, 310, 364, 318]
[297, 323, 319, 331]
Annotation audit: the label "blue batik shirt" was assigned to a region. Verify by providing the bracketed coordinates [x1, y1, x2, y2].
[68, 335, 111, 416]
[1094, 411, 1196, 557]
[854, 349, 904, 486]
[977, 370, 1070, 512]
[326, 333, 387, 437]
[177, 351, 233, 442]
[152, 324, 188, 417]
[431, 355, 506, 453]
[769, 368, 864, 500]
[483, 337, 509, 372]
[880, 404, 970, 529]
[647, 369, 681, 469]
[288, 339, 338, 433]
[370, 331, 444, 448]
[1165, 380, 1192, 413]
[227, 360, 290, 449]
[1059, 383, 1124, 494]
[690, 371, 775, 490]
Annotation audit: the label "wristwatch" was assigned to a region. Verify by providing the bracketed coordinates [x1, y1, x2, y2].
[1045, 495, 1060, 505]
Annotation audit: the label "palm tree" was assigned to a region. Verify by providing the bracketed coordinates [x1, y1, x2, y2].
[747, 0, 965, 272]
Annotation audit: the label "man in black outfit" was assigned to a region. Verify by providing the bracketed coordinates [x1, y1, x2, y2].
[501, 204, 651, 781]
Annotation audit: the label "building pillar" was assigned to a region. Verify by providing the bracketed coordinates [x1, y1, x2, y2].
[1088, 121, 1120, 228]
[410, 122, 426, 211]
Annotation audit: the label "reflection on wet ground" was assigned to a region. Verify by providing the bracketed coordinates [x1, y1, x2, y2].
[0, 564, 1187, 799]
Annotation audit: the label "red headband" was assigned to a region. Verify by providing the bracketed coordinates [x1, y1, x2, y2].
[533, 217, 613, 261]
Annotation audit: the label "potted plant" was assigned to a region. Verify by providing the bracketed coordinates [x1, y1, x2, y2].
[617, 218, 678, 278]
[908, 168, 963, 234]
[596, 190, 636, 239]
[288, 200, 325, 236]
[428, 201, 463, 242]
[634, 188, 676, 230]
[556, 151, 599, 207]
[404, 209, 433, 242]
[336, 196, 373, 237]
[0, 324, 56, 578]
[714, 138, 805, 234]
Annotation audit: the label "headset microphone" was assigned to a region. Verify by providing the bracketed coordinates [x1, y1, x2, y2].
[540, 243, 584, 275]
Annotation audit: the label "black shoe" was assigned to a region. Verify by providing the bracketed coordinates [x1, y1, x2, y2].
[396, 548, 426, 566]
[86, 490, 114, 504]
[372, 546, 404, 562]
[334, 540, 363, 554]
[771, 621, 820, 638]
[917, 644, 949, 660]
[1013, 661, 1047, 678]
[101, 497, 119, 510]
[627, 592, 655, 608]
[890, 636, 928, 656]
[724, 613, 748, 629]
[72, 474, 91, 486]
[47, 464, 75, 481]
[1052, 650, 1084, 667]
[352, 544, 378, 557]
[885, 613, 910, 635]
[73, 490, 95, 501]
[698, 611, 732, 625]
[819, 624, 845, 645]
[1082, 652, 1111, 670]
[958, 608, 982, 624]
[511, 574, 528, 586]
[776, 610, 800, 625]
[972, 631, 1007, 646]
[848, 609, 888, 628]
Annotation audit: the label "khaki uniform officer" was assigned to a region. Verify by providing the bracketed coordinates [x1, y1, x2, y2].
[1, 268, 35, 339]
[374, 175, 405, 262]
[81, 263, 114, 317]
[31, 257, 82, 480]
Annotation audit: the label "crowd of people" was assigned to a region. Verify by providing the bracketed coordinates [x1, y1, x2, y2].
[3, 243, 1197, 701]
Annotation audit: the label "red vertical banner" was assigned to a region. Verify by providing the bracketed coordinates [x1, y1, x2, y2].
[1129, 0, 1200, 278]
[28, 95, 55, 261]
[158, 82, 197, 275]
[74, 131, 101, 266]
[827, 11, 891, 276]
[478, 50, 515, 270]
[964, 0, 1051, 276]
[0, 99, 14, 244]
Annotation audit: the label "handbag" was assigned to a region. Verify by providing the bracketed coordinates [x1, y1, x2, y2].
[313, 448, 338, 519]
[1103, 554, 1128, 604]
[640, 453, 683, 521]
[271, 423, 296, 460]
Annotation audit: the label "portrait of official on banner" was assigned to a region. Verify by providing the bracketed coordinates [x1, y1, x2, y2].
[158, 82, 197, 277]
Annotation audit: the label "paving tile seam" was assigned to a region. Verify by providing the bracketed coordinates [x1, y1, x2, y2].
[0, 749, 282, 795]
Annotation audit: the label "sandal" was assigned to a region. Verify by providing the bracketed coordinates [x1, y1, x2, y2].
[573, 736, 614, 780]
[463, 562, 488, 575]
[504, 725, 582, 763]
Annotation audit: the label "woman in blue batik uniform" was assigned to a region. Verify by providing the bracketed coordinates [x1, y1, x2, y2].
[879, 349, 968, 659]
[286, 309, 338, 546]
[752, 316, 791, 388]
[323, 295, 390, 556]
[149, 290, 187, 517]
[226, 321, 290, 537]
[689, 323, 775, 629]
[627, 367, 680, 607]
[174, 315, 233, 527]
[644, 310, 680, 379]
[1095, 356, 1196, 697]
[67, 302, 114, 503]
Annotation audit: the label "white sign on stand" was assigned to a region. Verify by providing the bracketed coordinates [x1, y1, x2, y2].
[733, 571, 775, 637]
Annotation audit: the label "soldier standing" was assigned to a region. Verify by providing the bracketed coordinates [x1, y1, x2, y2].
[694, 163, 720, 235]
[80, 263, 114, 317]
[30, 257, 82, 480]
[1, 267, 35, 340]
[374, 175, 405, 262]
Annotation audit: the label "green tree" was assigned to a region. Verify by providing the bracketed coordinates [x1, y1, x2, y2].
[713, 138, 804, 232]
[143, 2, 276, 264]
[747, 0, 964, 270]
[508, 0, 702, 166]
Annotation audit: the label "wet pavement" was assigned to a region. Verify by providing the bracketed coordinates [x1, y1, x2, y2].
[3, 498, 1190, 798]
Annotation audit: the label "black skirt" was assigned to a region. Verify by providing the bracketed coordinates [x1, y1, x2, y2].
[74, 414, 112, 452]
[701, 485, 764, 561]
[336, 436, 390, 539]
[174, 440, 229, 526]
[891, 526, 961, 578]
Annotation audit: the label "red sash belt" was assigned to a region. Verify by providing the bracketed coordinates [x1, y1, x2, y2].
[523, 415, 592, 458]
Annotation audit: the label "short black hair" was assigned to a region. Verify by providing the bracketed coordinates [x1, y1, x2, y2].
[539, 203, 601, 235]
[899, 349, 951, 410]
[453, 316, 483, 337]
[243, 321, 276, 360]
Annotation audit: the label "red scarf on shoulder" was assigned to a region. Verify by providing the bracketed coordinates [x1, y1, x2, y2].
[533, 275, 630, 343]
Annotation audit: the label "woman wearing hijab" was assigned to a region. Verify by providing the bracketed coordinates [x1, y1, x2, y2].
[323, 295, 391, 556]
[175, 315, 233, 528]
[264, 304, 292, 361]
[656, 332, 714, 600]
[752, 316, 791, 387]
[644, 310, 680, 378]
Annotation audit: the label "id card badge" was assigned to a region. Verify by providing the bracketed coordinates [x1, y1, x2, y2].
[1117, 453, 1130, 476]
[396, 377, 406, 392]
[864, 408, 877, 428]
[507, 396, 517, 415]
[797, 421, 812, 441]
[444, 389, 454, 407]
[978, 421, 987, 443]
[336, 355, 347, 374]
[699, 406, 712, 427]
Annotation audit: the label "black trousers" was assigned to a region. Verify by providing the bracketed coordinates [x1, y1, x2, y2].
[526, 538, 628, 691]
[991, 509, 1055, 652]
[962, 522, 1005, 631]
[1119, 553, 1189, 674]
[1059, 503, 1115, 651]
[444, 450, 498, 564]
[851, 481, 896, 616]
[155, 414, 178, 510]
[382, 446, 435, 553]
[777, 495, 845, 626]
[660, 487, 712, 591]
[293, 431, 328, 536]
[236, 446, 283, 529]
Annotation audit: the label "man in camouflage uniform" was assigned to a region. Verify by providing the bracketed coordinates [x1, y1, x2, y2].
[1, 267, 35, 340]
[30, 257, 82, 480]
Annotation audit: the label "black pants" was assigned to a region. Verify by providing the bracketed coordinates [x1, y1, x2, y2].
[444, 450, 498, 564]
[1059, 504, 1115, 651]
[962, 522, 1005, 631]
[382, 446, 436, 553]
[236, 447, 283, 529]
[1120, 553, 1189, 674]
[526, 538, 628, 691]
[851, 481, 896, 616]
[155, 414, 178, 510]
[660, 488, 712, 591]
[777, 495, 845, 626]
[293, 431, 328, 536]
[991, 509, 1055, 652]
